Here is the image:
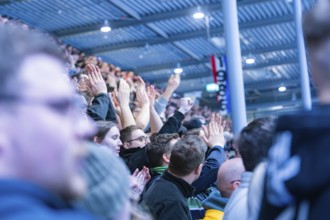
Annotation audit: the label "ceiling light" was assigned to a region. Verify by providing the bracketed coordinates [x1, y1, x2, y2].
[100, 20, 111, 33]
[278, 86, 287, 92]
[246, 58, 255, 64]
[174, 67, 183, 74]
[193, 12, 205, 19]
[193, 6, 205, 19]
[210, 37, 225, 48]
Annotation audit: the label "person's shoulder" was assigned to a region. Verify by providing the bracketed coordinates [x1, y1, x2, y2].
[144, 177, 180, 201]
[0, 200, 97, 220]
[277, 107, 330, 131]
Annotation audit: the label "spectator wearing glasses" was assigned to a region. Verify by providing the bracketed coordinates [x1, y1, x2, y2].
[119, 125, 150, 173]
[223, 117, 276, 220]
[120, 97, 193, 174]
[0, 25, 97, 219]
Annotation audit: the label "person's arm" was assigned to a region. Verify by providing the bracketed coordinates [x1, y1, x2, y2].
[105, 93, 117, 123]
[153, 72, 180, 114]
[147, 86, 163, 133]
[161, 72, 181, 101]
[87, 94, 110, 121]
[117, 79, 136, 128]
[85, 64, 109, 121]
[158, 97, 193, 135]
[193, 114, 227, 193]
[134, 77, 150, 130]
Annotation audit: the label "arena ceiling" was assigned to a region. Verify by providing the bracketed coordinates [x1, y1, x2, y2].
[0, 0, 317, 116]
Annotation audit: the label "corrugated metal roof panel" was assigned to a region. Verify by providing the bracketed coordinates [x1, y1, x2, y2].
[139, 63, 209, 82]
[101, 43, 191, 69]
[62, 25, 158, 50]
[176, 37, 225, 59]
[240, 22, 295, 51]
[0, 0, 127, 31]
[118, 0, 218, 17]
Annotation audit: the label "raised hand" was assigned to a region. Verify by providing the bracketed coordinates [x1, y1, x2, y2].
[178, 97, 193, 115]
[162, 72, 181, 101]
[109, 91, 121, 116]
[85, 64, 107, 97]
[167, 72, 181, 91]
[130, 166, 151, 201]
[202, 113, 226, 148]
[116, 79, 131, 106]
[146, 85, 156, 108]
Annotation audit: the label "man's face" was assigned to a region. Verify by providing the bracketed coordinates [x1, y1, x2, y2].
[5, 54, 93, 199]
[125, 129, 149, 149]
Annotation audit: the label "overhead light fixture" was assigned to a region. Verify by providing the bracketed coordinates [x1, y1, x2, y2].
[100, 20, 111, 33]
[193, 6, 205, 19]
[246, 57, 255, 64]
[278, 86, 287, 92]
[210, 37, 225, 48]
[174, 67, 183, 74]
[174, 63, 183, 74]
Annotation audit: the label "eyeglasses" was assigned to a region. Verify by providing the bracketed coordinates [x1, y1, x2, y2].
[127, 136, 149, 143]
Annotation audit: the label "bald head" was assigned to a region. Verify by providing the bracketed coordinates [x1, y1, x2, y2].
[217, 158, 245, 198]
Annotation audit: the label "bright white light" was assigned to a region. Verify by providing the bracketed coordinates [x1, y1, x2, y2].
[246, 58, 255, 64]
[174, 67, 183, 74]
[100, 26, 111, 33]
[270, 105, 283, 111]
[193, 12, 205, 19]
[278, 86, 287, 92]
[206, 83, 219, 92]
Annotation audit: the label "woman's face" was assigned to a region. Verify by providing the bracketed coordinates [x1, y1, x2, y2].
[101, 126, 122, 156]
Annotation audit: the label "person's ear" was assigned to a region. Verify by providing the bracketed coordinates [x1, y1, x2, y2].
[162, 153, 170, 164]
[93, 136, 100, 143]
[194, 163, 203, 176]
[122, 142, 130, 149]
[232, 180, 240, 190]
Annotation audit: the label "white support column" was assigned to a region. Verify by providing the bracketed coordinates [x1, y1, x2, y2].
[294, 0, 312, 110]
[222, 0, 247, 135]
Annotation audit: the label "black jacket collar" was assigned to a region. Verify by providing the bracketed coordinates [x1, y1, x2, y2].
[162, 170, 195, 198]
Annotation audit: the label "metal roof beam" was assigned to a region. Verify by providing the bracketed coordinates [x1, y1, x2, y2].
[145, 58, 297, 83]
[88, 15, 293, 55]
[53, 0, 282, 38]
[135, 43, 296, 73]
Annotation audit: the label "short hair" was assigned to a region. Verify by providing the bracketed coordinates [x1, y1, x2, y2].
[237, 117, 276, 172]
[169, 135, 207, 176]
[95, 121, 118, 142]
[120, 125, 140, 143]
[147, 133, 179, 168]
[0, 25, 63, 98]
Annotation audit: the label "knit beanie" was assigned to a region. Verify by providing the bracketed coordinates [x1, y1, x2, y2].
[79, 143, 130, 219]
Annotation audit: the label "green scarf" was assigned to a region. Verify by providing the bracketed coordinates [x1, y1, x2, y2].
[150, 166, 168, 175]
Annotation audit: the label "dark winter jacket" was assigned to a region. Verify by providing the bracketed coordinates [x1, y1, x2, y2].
[87, 93, 116, 122]
[0, 179, 98, 220]
[259, 105, 330, 220]
[143, 170, 195, 220]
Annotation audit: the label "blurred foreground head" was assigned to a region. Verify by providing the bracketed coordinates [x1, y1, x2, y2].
[303, 0, 330, 101]
[0, 25, 94, 200]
